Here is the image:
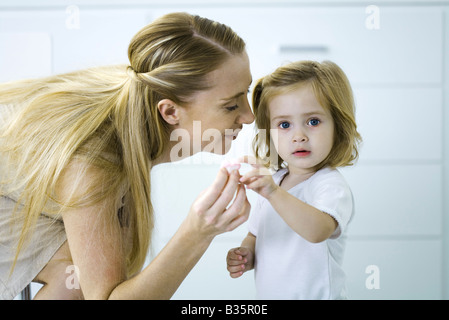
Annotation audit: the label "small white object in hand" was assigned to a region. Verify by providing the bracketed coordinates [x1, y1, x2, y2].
[222, 159, 241, 173]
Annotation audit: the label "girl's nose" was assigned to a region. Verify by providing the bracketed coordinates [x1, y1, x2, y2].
[292, 129, 308, 143]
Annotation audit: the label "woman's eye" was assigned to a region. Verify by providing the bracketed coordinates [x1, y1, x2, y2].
[226, 105, 239, 112]
[279, 121, 290, 129]
[308, 118, 320, 126]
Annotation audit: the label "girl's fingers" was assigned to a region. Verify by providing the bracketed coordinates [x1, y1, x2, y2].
[230, 271, 244, 278]
[228, 264, 246, 274]
[237, 155, 262, 168]
[239, 168, 261, 184]
[240, 166, 271, 185]
[227, 253, 241, 263]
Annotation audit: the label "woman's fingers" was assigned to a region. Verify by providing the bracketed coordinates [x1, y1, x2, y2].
[189, 166, 249, 237]
[196, 167, 230, 210]
[210, 169, 241, 213]
[217, 183, 250, 230]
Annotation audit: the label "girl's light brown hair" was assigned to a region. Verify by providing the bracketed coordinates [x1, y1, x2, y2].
[0, 12, 245, 276]
[252, 60, 361, 171]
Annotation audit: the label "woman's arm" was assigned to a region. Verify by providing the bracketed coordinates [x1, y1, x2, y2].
[61, 166, 249, 300]
[110, 168, 250, 299]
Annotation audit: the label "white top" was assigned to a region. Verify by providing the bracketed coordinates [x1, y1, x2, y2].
[248, 167, 354, 300]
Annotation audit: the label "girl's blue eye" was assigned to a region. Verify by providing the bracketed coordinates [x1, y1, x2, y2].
[308, 118, 320, 126]
[279, 122, 290, 129]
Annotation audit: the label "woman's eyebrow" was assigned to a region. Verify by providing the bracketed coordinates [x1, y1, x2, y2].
[220, 79, 253, 103]
[220, 91, 245, 103]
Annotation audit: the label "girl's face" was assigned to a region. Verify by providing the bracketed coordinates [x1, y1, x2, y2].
[176, 51, 254, 156]
[269, 84, 335, 175]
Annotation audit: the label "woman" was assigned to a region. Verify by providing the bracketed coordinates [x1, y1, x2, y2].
[0, 12, 253, 299]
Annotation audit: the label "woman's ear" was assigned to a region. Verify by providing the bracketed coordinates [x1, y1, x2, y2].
[157, 99, 180, 126]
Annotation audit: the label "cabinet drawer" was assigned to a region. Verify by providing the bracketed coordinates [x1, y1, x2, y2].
[354, 87, 442, 161]
[0, 33, 51, 82]
[343, 239, 442, 299]
[341, 164, 442, 237]
[0, 9, 148, 73]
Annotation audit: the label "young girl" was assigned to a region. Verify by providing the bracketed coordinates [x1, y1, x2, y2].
[226, 60, 361, 299]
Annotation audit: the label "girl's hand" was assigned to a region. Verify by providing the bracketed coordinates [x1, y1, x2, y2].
[226, 246, 254, 278]
[238, 156, 279, 200]
[185, 167, 251, 240]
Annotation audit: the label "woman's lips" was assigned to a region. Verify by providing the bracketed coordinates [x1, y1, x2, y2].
[226, 130, 241, 140]
[225, 134, 238, 140]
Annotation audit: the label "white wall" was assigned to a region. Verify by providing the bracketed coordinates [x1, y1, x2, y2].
[1, 0, 447, 299]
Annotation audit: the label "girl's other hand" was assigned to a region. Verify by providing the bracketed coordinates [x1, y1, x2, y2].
[226, 246, 254, 278]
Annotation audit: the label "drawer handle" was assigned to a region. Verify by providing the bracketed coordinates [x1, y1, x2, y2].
[279, 45, 329, 53]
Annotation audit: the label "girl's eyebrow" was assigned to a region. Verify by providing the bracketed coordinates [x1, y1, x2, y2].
[271, 111, 326, 122]
[271, 114, 293, 122]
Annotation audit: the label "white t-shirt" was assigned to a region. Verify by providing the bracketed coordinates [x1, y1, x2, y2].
[248, 167, 354, 299]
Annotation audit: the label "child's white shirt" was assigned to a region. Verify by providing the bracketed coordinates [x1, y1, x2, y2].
[248, 167, 354, 299]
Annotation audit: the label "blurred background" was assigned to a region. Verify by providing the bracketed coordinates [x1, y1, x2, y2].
[1, 0, 448, 299]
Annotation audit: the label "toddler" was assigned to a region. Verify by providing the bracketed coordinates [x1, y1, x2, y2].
[226, 60, 361, 299]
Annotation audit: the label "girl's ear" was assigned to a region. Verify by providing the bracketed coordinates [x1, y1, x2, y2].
[157, 99, 180, 125]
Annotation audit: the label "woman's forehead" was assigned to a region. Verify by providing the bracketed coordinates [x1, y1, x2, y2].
[207, 52, 252, 100]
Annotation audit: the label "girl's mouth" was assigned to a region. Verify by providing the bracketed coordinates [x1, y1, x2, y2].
[293, 150, 311, 157]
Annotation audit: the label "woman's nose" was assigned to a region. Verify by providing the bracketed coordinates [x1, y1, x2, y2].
[237, 97, 255, 124]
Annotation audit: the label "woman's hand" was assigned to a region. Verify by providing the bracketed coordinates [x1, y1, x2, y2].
[185, 167, 251, 240]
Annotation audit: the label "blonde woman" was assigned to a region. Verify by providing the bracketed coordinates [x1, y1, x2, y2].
[226, 61, 361, 299]
[0, 12, 253, 299]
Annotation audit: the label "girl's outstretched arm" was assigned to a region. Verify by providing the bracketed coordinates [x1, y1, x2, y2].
[238, 157, 337, 244]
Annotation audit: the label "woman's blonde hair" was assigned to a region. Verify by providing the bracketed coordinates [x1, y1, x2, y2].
[0, 12, 245, 276]
[252, 60, 361, 171]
